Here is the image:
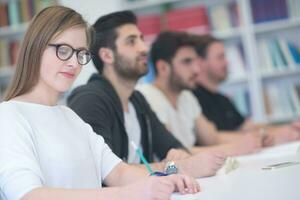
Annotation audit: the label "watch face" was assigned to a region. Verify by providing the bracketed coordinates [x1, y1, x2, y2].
[165, 162, 178, 175]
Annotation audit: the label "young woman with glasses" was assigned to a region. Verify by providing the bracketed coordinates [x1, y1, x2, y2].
[0, 5, 199, 200]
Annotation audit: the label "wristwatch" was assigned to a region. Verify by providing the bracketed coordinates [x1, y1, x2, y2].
[164, 161, 178, 175]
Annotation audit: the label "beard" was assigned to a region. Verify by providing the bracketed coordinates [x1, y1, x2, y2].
[113, 52, 148, 81]
[169, 68, 196, 93]
[208, 69, 227, 84]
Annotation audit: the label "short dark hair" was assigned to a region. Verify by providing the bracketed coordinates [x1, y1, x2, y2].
[150, 31, 195, 75]
[191, 34, 222, 58]
[91, 10, 137, 73]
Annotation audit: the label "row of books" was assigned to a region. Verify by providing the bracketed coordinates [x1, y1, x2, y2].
[258, 38, 300, 73]
[0, 39, 20, 68]
[208, 1, 241, 31]
[0, 0, 56, 28]
[138, 1, 241, 39]
[263, 82, 300, 121]
[136, 0, 300, 38]
[250, 0, 289, 23]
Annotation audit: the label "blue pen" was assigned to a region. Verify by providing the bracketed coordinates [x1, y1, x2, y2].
[130, 141, 154, 174]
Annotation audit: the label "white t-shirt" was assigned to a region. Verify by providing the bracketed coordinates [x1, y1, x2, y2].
[124, 102, 141, 164]
[0, 101, 121, 200]
[138, 84, 202, 148]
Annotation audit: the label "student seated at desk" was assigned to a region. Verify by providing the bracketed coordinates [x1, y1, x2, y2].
[191, 34, 300, 146]
[138, 31, 263, 156]
[68, 10, 225, 178]
[0, 6, 199, 200]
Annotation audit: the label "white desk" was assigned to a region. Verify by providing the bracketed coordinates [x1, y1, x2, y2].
[172, 141, 300, 200]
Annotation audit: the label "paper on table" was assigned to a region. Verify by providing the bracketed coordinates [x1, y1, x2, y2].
[260, 141, 300, 157]
[217, 157, 240, 175]
[236, 141, 300, 162]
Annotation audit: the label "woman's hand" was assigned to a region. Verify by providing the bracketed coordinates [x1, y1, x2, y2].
[120, 174, 200, 200]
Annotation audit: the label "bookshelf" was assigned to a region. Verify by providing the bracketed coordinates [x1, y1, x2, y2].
[0, 23, 29, 37]
[125, 0, 300, 124]
[254, 17, 300, 33]
[0, 0, 57, 100]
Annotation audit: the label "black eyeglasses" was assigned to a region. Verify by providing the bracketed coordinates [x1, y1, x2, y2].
[48, 43, 92, 65]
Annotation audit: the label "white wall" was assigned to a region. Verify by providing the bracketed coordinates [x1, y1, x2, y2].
[59, 0, 123, 88]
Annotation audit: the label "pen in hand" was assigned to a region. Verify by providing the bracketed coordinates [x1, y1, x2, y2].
[130, 141, 154, 175]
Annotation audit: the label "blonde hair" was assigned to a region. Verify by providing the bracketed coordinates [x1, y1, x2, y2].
[4, 5, 93, 100]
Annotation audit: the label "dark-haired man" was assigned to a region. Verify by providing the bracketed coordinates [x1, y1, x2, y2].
[192, 34, 300, 146]
[138, 31, 263, 156]
[67, 11, 225, 178]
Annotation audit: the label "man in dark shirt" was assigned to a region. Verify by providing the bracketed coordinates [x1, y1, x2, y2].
[192, 34, 300, 145]
[67, 11, 225, 178]
[193, 85, 245, 131]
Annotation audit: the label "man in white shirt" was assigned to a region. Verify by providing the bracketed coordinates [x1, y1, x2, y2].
[138, 31, 263, 156]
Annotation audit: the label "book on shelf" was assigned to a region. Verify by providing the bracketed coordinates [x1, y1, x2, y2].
[0, 39, 21, 68]
[267, 39, 287, 70]
[0, 3, 9, 27]
[226, 43, 247, 80]
[208, 4, 231, 31]
[208, 1, 241, 31]
[228, 1, 242, 27]
[278, 39, 297, 70]
[7, 1, 20, 26]
[135, 0, 243, 40]
[258, 38, 300, 73]
[164, 6, 210, 34]
[251, 0, 288, 24]
[0, 0, 56, 28]
[258, 40, 273, 73]
[287, 0, 300, 18]
[9, 40, 20, 66]
[287, 42, 300, 64]
[263, 82, 300, 121]
[137, 14, 161, 44]
[136, 5, 212, 40]
[19, 0, 32, 24]
[0, 40, 9, 68]
[287, 83, 300, 114]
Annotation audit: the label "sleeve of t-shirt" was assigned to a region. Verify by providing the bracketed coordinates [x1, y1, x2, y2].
[0, 106, 44, 200]
[85, 123, 122, 181]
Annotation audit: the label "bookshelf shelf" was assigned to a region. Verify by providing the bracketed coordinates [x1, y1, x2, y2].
[254, 17, 300, 34]
[123, 0, 181, 10]
[0, 23, 28, 38]
[261, 68, 300, 80]
[222, 76, 248, 86]
[212, 27, 242, 39]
